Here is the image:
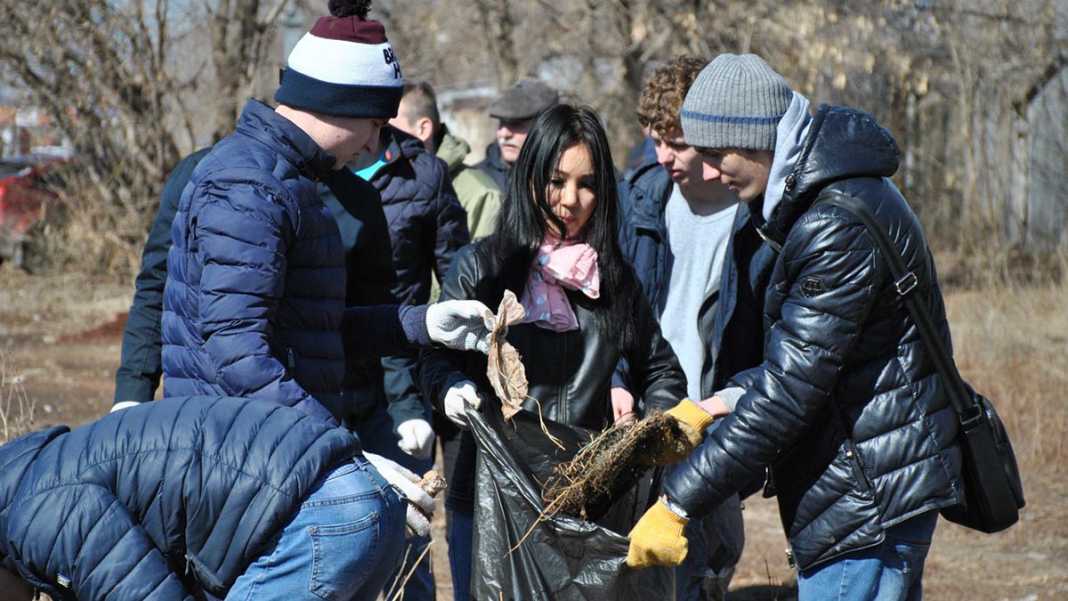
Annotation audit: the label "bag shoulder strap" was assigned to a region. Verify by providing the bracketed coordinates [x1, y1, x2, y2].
[814, 193, 982, 428]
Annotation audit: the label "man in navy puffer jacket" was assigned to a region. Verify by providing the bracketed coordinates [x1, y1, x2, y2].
[0, 396, 428, 601]
[161, 7, 492, 424]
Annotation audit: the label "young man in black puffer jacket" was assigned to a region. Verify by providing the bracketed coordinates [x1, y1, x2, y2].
[627, 54, 964, 601]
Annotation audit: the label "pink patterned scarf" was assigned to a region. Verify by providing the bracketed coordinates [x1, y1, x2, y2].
[519, 237, 600, 332]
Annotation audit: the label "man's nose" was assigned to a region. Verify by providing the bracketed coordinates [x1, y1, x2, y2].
[655, 146, 674, 168]
[701, 160, 722, 181]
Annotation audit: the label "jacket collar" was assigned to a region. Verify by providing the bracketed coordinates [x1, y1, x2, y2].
[236, 100, 338, 181]
[435, 125, 470, 175]
[379, 125, 426, 169]
[482, 141, 509, 173]
[624, 160, 672, 235]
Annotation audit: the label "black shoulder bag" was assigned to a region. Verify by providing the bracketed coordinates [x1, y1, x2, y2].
[817, 194, 1025, 533]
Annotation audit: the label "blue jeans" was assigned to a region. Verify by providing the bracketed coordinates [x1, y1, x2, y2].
[446, 509, 474, 601]
[350, 401, 436, 601]
[675, 495, 744, 601]
[226, 457, 406, 601]
[796, 511, 939, 601]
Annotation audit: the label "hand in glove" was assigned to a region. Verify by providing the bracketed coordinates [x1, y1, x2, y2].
[626, 499, 689, 569]
[443, 380, 483, 428]
[396, 419, 434, 460]
[653, 398, 716, 465]
[426, 299, 494, 353]
[363, 452, 436, 537]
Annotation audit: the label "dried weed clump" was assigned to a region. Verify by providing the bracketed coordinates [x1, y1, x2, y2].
[541, 413, 688, 519]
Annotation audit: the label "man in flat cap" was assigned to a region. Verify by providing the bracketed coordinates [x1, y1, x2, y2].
[474, 78, 559, 193]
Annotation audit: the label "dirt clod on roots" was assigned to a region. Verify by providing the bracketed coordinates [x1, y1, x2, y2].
[541, 413, 690, 519]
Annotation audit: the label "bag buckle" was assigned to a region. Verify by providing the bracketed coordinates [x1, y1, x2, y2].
[895, 272, 918, 296]
[959, 405, 984, 430]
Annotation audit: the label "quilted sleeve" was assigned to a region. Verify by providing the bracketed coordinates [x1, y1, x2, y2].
[12, 484, 193, 601]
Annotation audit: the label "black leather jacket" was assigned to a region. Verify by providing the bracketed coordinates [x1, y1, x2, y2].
[664, 105, 963, 571]
[419, 239, 686, 512]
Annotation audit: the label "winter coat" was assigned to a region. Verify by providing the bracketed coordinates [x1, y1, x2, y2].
[436, 126, 502, 239]
[161, 100, 426, 423]
[360, 127, 471, 427]
[664, 105, 964, 571]
[319, 168, 427, 427]
[473, 142, 510, 194]
[114, 148, 210, 402]
[0, 396, 360, 600]
[370, 126, 470, 307]
[417, 239, 686, 513]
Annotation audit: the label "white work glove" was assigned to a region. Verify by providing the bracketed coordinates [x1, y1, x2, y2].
[426, 299, 494, 353]
[443, 380, 483, 428]
[110, 401, 141, 412]
[363, 452, 435, 538]
[396, 419, 434, 460]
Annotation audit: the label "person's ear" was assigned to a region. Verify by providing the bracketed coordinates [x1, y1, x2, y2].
[416, 117, 434, 145]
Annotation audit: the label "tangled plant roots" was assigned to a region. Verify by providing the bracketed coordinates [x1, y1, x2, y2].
[541, 413, 689, 519]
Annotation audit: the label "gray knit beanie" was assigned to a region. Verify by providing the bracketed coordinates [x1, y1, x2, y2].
[680, 53, 793, 151]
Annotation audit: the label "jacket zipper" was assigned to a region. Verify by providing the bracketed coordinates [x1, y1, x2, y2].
[287, 347, 296, 371]
[846, 440, 873, 491]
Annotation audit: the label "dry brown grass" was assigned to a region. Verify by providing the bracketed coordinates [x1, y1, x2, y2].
[0, 349, 37, 443]
[944, 280, 1068, 476]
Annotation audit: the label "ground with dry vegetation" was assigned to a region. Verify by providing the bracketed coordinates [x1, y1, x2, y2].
[1, 264, 1065, 600]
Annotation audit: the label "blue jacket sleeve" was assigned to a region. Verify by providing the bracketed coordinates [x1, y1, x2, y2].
[193, 174, 322, 416]
[114, 149, 208, 403]
[15, 485, 193, 600]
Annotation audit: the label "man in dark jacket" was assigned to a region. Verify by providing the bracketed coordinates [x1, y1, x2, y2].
[617, 56, 743, 601]
[390, 80, 502, 239]
[473, 78, 558, 193]
[161, 9, 492, 422]
[345, 123, 470, 600]
[0, 396, 434, 601]
[627, 54, 963, 601]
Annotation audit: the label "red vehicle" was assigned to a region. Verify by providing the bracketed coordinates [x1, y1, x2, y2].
[0, 155, 60, 272]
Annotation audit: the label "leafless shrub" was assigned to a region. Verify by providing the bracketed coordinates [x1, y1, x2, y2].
[0, 350, 37, 443]
[0, 0, 294, 275]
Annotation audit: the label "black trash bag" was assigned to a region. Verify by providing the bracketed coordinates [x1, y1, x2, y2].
[468, 404, 676, 600]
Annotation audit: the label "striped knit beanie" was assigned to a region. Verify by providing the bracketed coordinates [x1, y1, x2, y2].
[274, 1, 404, 118]
[680, 53, 792, 151]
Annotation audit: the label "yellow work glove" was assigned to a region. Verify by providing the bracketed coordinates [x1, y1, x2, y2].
[626, 499, 689, 568]
[650, 398, 715, 465]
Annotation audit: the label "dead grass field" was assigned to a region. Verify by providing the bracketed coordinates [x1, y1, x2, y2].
[1, 263, 1065, 600]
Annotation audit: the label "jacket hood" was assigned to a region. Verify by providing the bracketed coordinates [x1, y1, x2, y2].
[765, 104, 900, 239]
[236, 100, 338, 180]
[435, 126, 471, 175]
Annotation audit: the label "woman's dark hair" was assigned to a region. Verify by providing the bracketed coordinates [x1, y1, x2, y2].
[488, 103, 642, 355]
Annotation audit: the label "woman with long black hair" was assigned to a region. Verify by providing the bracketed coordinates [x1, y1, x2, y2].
[418, 104, 690, 600]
